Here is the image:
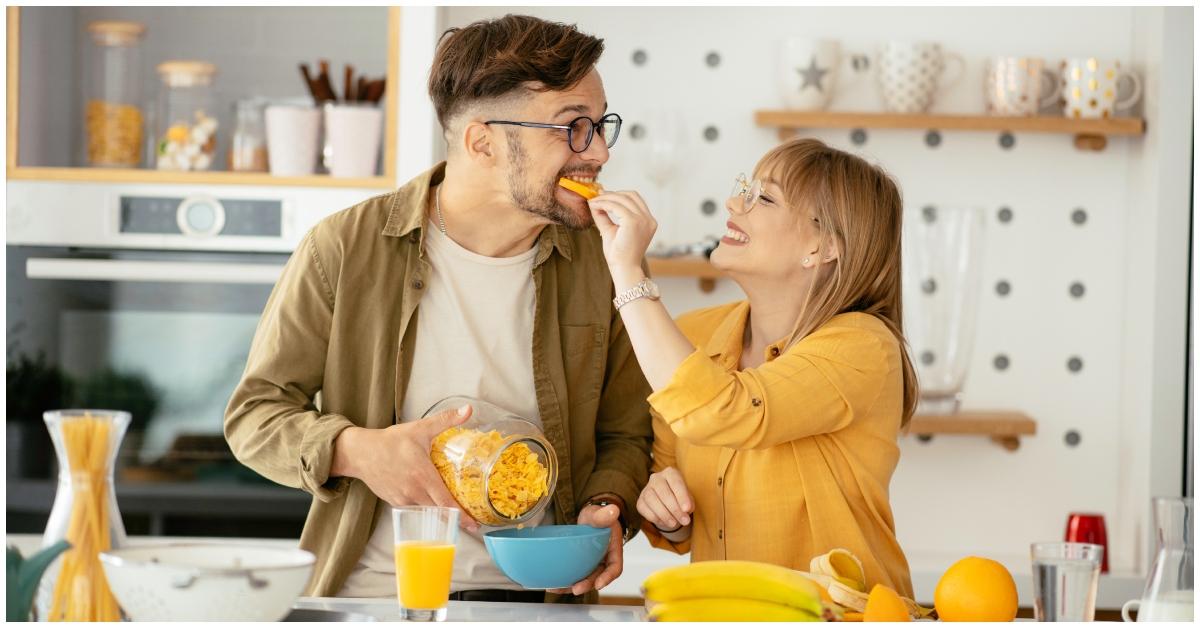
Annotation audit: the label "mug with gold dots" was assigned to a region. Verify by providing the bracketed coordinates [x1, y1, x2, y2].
[1060, 57, 1142, 119]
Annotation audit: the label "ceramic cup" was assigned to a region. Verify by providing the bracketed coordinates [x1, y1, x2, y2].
[1060, 57, 1142, 119]
[265, 105, 321, 176]
[877, 41, 966, 113]
[778, 38, 871, 111]
[984, 56, 1063, 116]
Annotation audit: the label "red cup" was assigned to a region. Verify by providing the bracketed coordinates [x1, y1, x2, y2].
[1065, 513, 1109, 573]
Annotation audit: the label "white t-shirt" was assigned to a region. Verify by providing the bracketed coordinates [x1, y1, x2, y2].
[337, 221, 553, 597]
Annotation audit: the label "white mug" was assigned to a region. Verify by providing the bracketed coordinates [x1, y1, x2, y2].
[877, 41, 966, 113]
[777, 38, 870, 111]
[265, 105, 321, 176]
[1121, 591, 1195, 622]
[323, 104, 383, 178]
[984, 56, 1062, 116]
[1061, 57, 1142, 119]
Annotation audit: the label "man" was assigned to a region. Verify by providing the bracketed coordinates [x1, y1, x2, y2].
[224, 15, 653, 602]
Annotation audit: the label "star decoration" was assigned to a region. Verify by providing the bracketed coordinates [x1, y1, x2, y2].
[797, 56, 830, 92]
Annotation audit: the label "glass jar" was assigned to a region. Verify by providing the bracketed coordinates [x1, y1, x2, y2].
[426, 396, 557, 527]
[35, 410, 129, 622]
[228, 98, 268, 172]
[83, 21, 145, 168]
[154, 61, 218, 171]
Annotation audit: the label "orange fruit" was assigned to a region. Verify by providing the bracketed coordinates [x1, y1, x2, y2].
[934, 556, 1019, 622]
[864, 584, 910, 622]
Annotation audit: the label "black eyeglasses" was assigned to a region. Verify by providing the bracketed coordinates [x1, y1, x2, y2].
[484, 113, 622, 153]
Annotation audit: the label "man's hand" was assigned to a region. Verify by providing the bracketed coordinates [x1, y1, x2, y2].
[548, 502, 624, 596]
[331, 404, 479, 532]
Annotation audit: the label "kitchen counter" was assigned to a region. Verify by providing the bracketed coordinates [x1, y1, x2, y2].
[7, 534, 1147, 613]
[294, 597, 645, 622]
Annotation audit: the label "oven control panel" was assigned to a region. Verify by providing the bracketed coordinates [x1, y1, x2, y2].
[119, 195, 283, 238]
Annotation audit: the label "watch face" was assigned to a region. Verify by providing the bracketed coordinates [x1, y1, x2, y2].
[647, 280, 661, 298]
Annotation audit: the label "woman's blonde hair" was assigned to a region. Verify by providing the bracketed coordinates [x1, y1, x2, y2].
[757, 137, 918, 426]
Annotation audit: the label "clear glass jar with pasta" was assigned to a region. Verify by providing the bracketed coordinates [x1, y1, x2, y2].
[35, 409, 129, 621]
[426, 396, 558, 527]
[83, 21, 146, 167]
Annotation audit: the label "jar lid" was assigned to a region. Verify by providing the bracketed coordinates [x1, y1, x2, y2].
[156, 61, 218, 87]
[87, 21, 145, 46]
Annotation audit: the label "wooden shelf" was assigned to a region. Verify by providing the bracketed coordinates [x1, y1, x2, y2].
[5, 166, 394, 189]
[907, 411, 1037, 451]
[648, 255, 722, 292]
[755, 110, 1146, 151]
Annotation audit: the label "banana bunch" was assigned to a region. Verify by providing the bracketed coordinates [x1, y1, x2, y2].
[641, 560, 838, 622]
[795, 549, 933, 620]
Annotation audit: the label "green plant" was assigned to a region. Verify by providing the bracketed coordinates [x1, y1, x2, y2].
[6, 353, 73, 424]
[73, 368, 160, 433]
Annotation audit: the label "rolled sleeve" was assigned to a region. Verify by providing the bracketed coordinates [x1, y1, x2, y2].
[299, 412, 357, 501]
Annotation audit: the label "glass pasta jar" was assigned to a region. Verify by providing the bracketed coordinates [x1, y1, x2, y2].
[426, 396, 557, 527]
[35, 410, 129, 622]
[83, 21, 145, 167]
[154, 61, 218, 171]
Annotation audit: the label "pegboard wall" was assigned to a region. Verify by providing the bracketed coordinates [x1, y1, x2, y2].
[437, 6, 1191, 580]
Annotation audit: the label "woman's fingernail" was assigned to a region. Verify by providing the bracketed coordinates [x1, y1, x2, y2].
[457, 405, 470, 417]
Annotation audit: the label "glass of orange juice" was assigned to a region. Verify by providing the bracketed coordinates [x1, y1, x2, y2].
[393, 506, 459, 621]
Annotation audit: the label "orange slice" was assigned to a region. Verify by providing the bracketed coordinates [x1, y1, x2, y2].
[864, 584, 911, 622]
[558, 177, 602, 199]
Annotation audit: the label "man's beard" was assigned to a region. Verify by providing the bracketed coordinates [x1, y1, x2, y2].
[505, 132, 593, 231]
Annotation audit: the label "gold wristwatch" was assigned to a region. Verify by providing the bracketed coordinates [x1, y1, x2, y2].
[612, 277, 660, 310]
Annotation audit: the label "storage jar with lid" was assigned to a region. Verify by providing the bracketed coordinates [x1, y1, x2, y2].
[154, 61, 218, 171]
[83, 21, 146, 167]
[426, 396, 558, 527]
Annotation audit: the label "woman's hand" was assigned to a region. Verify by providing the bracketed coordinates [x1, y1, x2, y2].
[589, 191, 657, 279]
[636, 467, 694, 532]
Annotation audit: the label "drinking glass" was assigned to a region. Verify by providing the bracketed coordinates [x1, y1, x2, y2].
[393, 506, 459, 621]
[1031, 542, 1103, 621]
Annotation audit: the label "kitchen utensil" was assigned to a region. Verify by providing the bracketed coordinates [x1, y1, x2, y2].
[394, 506, 459, 622]
[84, 21, 146, 167]
[984, 56, 1062, 116]
[1031, 542, 1103, 621]
[284, 608, 378, 622]
[902, 206, 986, 414]
[35, 410, 130, 622]
[483, 525, 609, 590]
[265, 104, 322, 176]
[344, 65, 355, 102]
[365, 79, 387, 104]
[154, 61, 218, 171]
[323, 103, 384, 177]
[1066, 513, 1109, 573]
[1061, 57, 1142, 119]
[777, 38, 869, 111]
[876, 41, 965, 113]
[1122, 497, 1194, 622]
[98, 543, 315, 621]
[424, 396, 557, 528]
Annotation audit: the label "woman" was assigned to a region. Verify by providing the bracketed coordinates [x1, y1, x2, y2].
[588, 138, 915, 596]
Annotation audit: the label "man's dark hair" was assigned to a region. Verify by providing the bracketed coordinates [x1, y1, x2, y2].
[428, 14, 604, 129]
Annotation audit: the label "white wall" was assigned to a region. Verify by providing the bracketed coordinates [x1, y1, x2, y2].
[430, 6, 1192, 585]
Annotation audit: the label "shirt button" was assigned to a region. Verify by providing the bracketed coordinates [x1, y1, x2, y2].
[409, 232, 419, 243]
[770, 347, 780, 357]
[751, 398, 762, 407]
[717, 477, 723, 487]
[412, 279, 425, 290]
[718, 529, 724, 540]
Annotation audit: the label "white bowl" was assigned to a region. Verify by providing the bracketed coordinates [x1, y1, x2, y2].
[99, 543, 315, 621]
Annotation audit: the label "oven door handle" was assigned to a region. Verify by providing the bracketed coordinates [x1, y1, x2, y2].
[26, 258, 286, 285]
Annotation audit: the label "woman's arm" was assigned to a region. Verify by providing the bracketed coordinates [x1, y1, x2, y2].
[588, 192, 697, 390]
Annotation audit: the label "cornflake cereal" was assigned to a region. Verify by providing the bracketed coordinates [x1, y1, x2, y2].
[431, 427, 550, 525]
[86, 100, 143, 167]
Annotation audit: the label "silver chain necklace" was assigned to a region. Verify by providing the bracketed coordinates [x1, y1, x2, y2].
[434, 185, 448, 236]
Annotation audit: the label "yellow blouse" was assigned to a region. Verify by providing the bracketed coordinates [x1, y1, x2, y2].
[642, 301, 913, 597]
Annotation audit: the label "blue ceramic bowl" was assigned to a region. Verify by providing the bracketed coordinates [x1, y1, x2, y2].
[483, 525, 609, 590]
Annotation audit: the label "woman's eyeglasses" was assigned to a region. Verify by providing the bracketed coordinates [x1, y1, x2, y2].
[729, 173, 765, 215]
[484, 113, 622, 153]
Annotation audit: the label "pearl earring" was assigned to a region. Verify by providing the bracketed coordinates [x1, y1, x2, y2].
[803, 257, 811, 264]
